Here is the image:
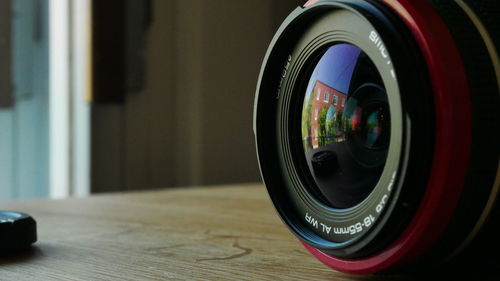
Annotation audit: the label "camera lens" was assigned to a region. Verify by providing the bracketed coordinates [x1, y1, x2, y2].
[255, 0, 500, 274]
[301, 44, 390, 209]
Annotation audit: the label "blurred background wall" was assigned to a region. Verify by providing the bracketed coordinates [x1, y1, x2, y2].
[0, 0, 302, 200]
[91, 0, 301, 192]
[0, 0, 50, 200]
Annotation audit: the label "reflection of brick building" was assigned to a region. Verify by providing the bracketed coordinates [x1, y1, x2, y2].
[310, 81, 347, 148]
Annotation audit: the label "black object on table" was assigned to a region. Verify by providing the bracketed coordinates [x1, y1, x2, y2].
[0, 211, 37, 252]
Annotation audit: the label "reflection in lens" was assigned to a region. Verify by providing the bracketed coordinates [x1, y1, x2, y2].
[301, 44, 390, 209]
[362, 104, 389, 149]
[366, 110, 381, 148]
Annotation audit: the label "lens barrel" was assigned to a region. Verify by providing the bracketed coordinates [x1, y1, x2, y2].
[254, 0, 499, 274]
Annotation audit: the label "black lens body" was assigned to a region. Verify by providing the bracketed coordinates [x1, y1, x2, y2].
[254, 0, 500, 274]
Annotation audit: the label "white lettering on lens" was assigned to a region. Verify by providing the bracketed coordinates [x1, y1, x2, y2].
[369, 31, 388, 58]
[387, 171, 397, 192]
[305, 212, 318, 229]
[355, 222, 362, 233]
[376, 195, 389, 214]
[276, 55, 292, 99]
[320, 223, 331, 234]
[332, 215, 376, 236]
[369, 31, 395, 79]
[333, 227, 347, 235]
[364, 215, 375, 227]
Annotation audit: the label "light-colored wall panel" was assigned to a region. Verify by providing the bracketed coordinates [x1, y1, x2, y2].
[14, 0, 49, 199]
[0, 0, 49, 200]
[0, 111, 14, 200]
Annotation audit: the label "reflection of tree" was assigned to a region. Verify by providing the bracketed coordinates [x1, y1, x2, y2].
[318, 107, 328, 146]
[323, 109, 350, 144]
[326, 118, 335, 138]
[326, 109, 343, 138]
[341, 112, 353, 142]
[302, 92, 314, 151]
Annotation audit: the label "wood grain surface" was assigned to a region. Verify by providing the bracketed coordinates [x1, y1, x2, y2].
[0, 184, 487, 280]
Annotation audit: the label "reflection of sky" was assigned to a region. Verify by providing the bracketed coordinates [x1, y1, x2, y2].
[304, 44, 361, 101]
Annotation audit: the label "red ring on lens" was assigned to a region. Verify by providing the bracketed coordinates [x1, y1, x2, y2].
[302, 0, 472, 274]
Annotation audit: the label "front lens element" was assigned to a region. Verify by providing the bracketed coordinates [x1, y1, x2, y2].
[301, 44, 390, 209]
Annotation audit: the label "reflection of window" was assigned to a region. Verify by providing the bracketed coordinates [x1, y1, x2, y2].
[314, 128, 318, 139]
[324, 92, 330, 103]
[342, 97, 345, 107]
[316, 88, 321, 101]
[333, 95, 338, 106]
[314, 109, 319, 120]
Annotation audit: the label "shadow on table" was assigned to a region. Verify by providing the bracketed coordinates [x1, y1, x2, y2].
[328, 263, 500, 281]
[359, 269, 500, 281]
[0, 246, 42, 265]
[336, 273, 496, 281]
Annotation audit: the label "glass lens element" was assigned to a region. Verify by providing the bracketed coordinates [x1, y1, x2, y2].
[301, 44, 390, 209]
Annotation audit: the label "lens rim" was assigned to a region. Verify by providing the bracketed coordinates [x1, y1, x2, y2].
[256, 0, 500, 274]
[281, 18, 405, 251]
[254, 0, 485, 273]
[255, 0, 435, 259]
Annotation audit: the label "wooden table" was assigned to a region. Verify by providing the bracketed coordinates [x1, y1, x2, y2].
[0, 184, 488, 280]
